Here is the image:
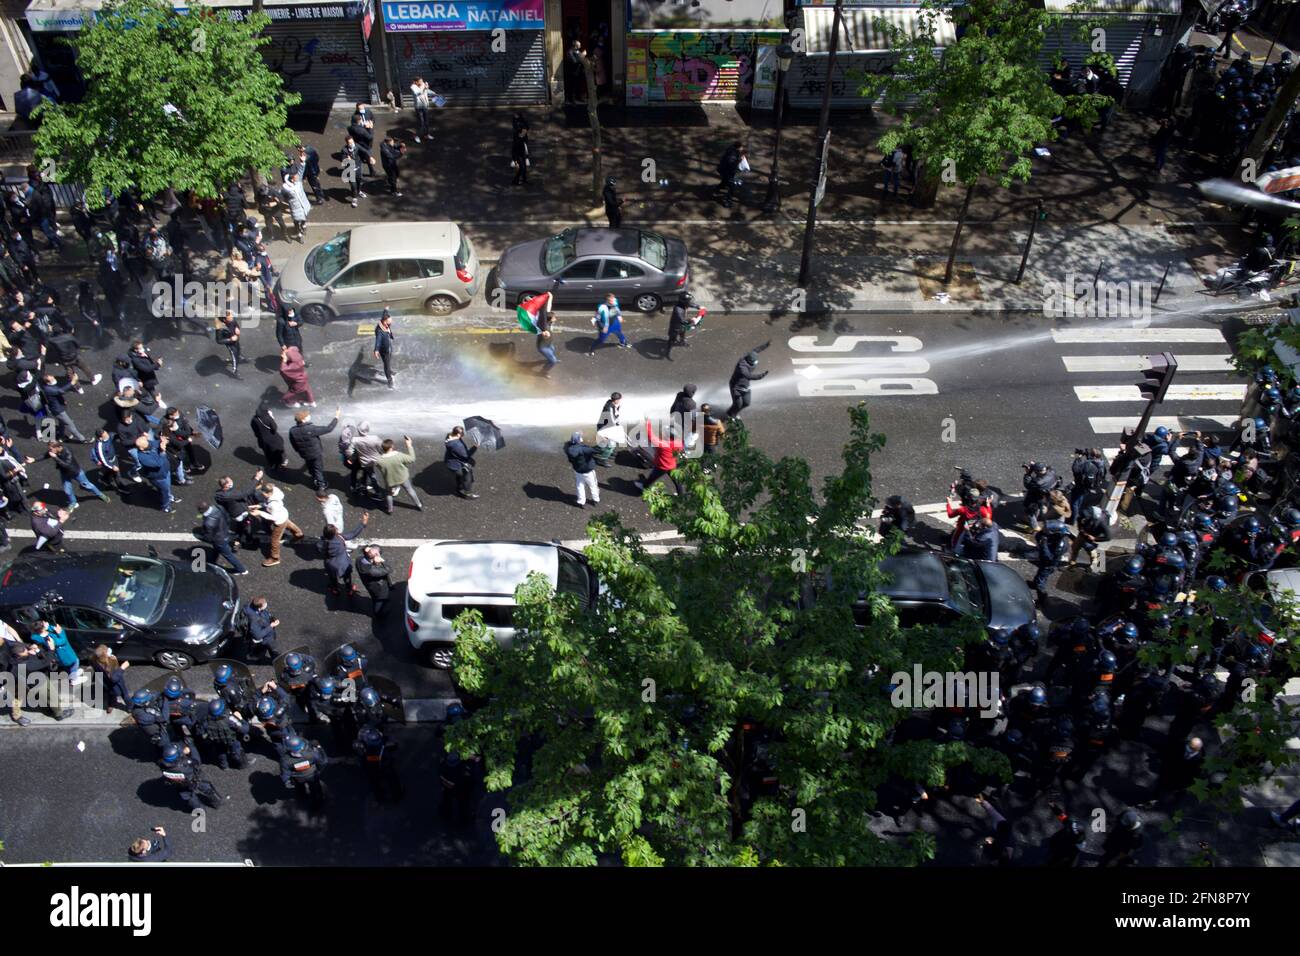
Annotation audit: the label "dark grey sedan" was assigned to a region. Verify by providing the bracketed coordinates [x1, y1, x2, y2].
[494, 227, 689, 313]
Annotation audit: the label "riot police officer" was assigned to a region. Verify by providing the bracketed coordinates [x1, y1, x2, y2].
[353, 685, 387, 731]
[254, 686, 296, 753]
[306, 674, 337, 725]
[279, 735, 327, 810]
[160, 675, 202, 762]
[195, 698, 254, 770]
[1022, 461, 1061, 532]
[1046, 617, 1096, 687]
[159, 741, 221, 811]
[277, 651, 318, 712]
[1117, 666, 1169, 738]
[213, 663, 256, 719]
[354, 726, 403, 802]
[1030, 519, 1073, 594]
[332, 644, 369, 688]
[439, 750, 477, 824]
[1045, 806, 1087, 867]
[1036, 715, 1076, 791]
[1101, 808, 1144, 866]
[1010, 622, 1041, 671]
[130, 688, 170, 749]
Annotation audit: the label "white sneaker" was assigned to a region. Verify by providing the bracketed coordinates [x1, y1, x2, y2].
[414, 136, 421, 143]
[91, 374, 102, 386]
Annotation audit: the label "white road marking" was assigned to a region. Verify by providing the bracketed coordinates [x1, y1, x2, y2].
[1088, 414, 1241, 433]
[1051, 328, 1226, 343]
[1061, 354, 1235, 373]
[792, 357, 932, 374]
[1073, 384, 1248, 402]
[3, 528, 686, 549]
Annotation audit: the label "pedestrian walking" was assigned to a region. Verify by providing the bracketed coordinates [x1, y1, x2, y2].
[511, 125, 530, 186]
[588, 293, 631, 355]
[292, 145, 325, 204]
[133, 434, 178, 513]
[700, 404, 725, 465]
[97, 248, 128, 322]
[282, 171, 310, 243]
[323, 512, 369, 600]
[276, 305, 306, 359]
[373, 309, 395, 387]
[380, 135, 405, 198]
[46, 329, 101, 388]
[196, 499, 248, 574]
[242, 596, 278, 662]
[670, 383, 697, 419]
[883, 147, 905, 197]
[92, 645, 131, 712]
[280, 345, 315, 408]
[1152, 119, 1174, 174]
[666, 291, 702, 360]
[30, 500, 67, 551]
[128, 340, 163, 398]
[715, 141, 744, 208]
[1030, 520, 1074, 594]
[341, 137, 368, 208]
[444, 425, 478, 499]
[216, 309, 241, 377]
[254, 182, 289, 242]
[602, 177, 624, 228]
[289, 407, 339, 493]
[41, 441, 108, 510]
[357, 545, 393, 618]
[410, 77, 432, 142]
[373, 436, 423, 514]
[536, 328, 559, 376]
[726, 341, 771, 419]
[39, 371, 88, 442]
[248, 481, 305, 567]
[142, 224, 173, 282]
[251, 403, 287, 473]
[565, 430, 600, 507]
[635, 419, 684, 496]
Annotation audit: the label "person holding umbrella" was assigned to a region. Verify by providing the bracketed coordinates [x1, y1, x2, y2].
[444, 425, 478, 499]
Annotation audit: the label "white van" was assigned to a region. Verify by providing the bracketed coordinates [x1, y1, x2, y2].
[405, 540, 598, 668]
[275, 222, 481, 321]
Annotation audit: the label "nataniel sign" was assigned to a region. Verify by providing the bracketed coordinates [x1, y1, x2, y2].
[381, 0, 543, 31]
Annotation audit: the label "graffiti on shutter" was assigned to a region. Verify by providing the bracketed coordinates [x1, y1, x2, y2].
[263, 20, 370, 105]
[626, 32, 783, 105]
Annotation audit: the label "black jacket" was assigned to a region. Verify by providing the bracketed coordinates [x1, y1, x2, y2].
[251, 407, 284, 453]
[566, 440, 598, 473]
[729, 344, 770, 393]
[444, 438, 474, 473]
[290, 418, 337, 462]
[357, 554, 391, 600]
[199, 505, 233, 544]
[275, 312, 303, 349]
[130, 350, 161, 385]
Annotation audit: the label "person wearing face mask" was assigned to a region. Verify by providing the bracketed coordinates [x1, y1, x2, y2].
[726, 341, 771, 420]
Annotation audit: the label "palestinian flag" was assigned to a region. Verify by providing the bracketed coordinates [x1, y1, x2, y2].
[516, 293, 550, 333]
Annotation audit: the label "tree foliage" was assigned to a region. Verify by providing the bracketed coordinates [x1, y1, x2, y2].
[858, 0, 1107, 188]
[449, 406, 1007, 866]
[34, 0, 299, 207]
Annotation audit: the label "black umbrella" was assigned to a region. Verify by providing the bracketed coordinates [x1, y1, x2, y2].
[463, 416, 505, 451]
[195, 405, 224, 450]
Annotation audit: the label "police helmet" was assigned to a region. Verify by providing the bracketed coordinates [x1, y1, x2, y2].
[316, 676, 337, 696]
[255, 695, 277, 720]
[946, 717, 967, 740]
[1255, 416, 1270, 433]
[446, 702, 467, 722]
[1243, 515, 1262, 536]
[1119, 808, 1142, 831]
[284, 652, 303, 675]
[1178, 603, 1197, 620]
[1288, 386, 1300, 404]
[161, 743, 183, 765]
[1257, 366, 1279, 384]
[1054, 715, 1075, 737]
[1206, 575, 1228, 592]
[1123, 555, 1146, 576]
[1151, 611, 1172, 630]
[990, 630, 1010, 646]
[1071, 617, 1092, 637]
[1098, 650, 1118, 670]
[1221, 482, 1242, 498]
[1020, 623, 1042, 641]
[1159, 551, 1187, 572]
[1263, 385, 1283, 406]
[163, 676, 184, 700]
[444, 752, 461, 768]
[1158, 531, 1178, 550]
[1004, 728, 1025, 746]
[1246, 643, 1266, 663]
[359, 727, 383, 749]
[1153, 426, 1171, 441]
[1028, 686, 1048, 707]
[1279, 507, 1300, 530]
[131, 688, 154, 708]
[1118, 622, 1140, 644]
[207, 698, 227, 718]
[359, 687, 380, 708]
[284, 735, 307, 756]
[214, 663, 233, 686]
[1236, 123, 1251, 137]
[1195, 513, 1217, 533]
[1177, 529, 1199, 551]
[1089, 694, 1111, 720]
[339, 644, 359, 664]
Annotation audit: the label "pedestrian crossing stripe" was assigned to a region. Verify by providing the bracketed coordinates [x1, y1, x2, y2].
[1061, 354, 1235, 373]
[1087, 414, 1241, 434]
[1073, 384, 1248, 402]
[1051, 328, 1226, 343]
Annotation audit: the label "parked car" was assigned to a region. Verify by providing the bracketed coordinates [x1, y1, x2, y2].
[494, 226, 689, 313]
[275, 222, 481, 321]
[0, 551, 241, 669]
[854, 546, 1037, 642]
[406, 540, 599, 668]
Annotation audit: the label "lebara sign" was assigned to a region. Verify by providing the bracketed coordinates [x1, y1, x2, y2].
[381, 0, 543, 31]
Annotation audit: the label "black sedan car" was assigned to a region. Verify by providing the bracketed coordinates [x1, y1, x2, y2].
[0, 551, 241, 669]
[855, 547, 1036, 641]
[494, 226, 689, 313]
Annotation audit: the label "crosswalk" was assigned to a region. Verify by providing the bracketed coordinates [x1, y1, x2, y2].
[1051, 325, 1245, 459]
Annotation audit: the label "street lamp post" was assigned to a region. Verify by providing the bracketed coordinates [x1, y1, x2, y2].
[797, 0, 844, 291]
[762, 43, 796, 215]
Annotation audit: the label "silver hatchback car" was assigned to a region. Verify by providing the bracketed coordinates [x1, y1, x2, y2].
[276, 222, 481, 321]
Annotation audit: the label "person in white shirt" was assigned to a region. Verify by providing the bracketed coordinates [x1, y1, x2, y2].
[248, 482, 304, 567]
[315, 489, 360, 551]
[410, 77, 432, 143]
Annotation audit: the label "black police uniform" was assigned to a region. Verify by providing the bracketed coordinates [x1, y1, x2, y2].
[162, 691, 202, 762]
[280, 742, 328, 808]
[354, 731, 404, 802]
[278, 655, 318, 711]
[439, 752, 478, 823]
[196, 710, 252, 769]
[217, 677, 258, 719]
[160, 748, 220, 810]
[132, 700, 171, 749]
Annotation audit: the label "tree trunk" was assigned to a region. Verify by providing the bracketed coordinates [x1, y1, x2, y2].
[583, 55, 602, 204]
[943, 182, 976, 285]
[1243, 61, 1300, 180]
[912, 170, 940, 209]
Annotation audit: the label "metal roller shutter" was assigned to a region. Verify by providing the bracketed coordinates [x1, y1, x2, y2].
[786, 53, 893, 109]
[1038, 18, 1147, 88]
[389, 30, 547, 107]
[262, 18, 370, 106]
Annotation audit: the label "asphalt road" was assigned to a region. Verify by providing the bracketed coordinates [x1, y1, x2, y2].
[0, 282, 1264, 866]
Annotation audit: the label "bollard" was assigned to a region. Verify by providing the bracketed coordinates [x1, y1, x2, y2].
[1153, 259, 1172, 305]
[1015, 200, 1044, 284]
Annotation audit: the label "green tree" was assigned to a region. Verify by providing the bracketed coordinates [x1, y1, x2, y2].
[449, 406, 1007, 866]
[858, 0, 1109, 283]
[34, 0, 300, 208]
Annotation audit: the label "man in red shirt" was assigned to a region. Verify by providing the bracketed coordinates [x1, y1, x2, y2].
[635, 420, 684, 496]
[946, 487, 992, 549]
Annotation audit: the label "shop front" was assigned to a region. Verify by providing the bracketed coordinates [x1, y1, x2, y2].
[381, 0, 548, 105]
[625, 0, 784, 106]
[23, 0, 376, 105]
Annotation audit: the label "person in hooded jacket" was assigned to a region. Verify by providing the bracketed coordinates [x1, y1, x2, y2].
[251, 403, 286, 473]
[565, 430, 600, 507]
[670, 383, 697, 420]
[726, 342, 770, 419]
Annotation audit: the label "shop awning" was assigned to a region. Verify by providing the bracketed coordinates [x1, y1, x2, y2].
[25, 0, 363, 31]
[800, 6, 956, 55]
[1042, 0, 1182, 14]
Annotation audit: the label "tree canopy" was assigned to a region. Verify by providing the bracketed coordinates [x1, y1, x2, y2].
[448, 406, 1007, 866]
[34, 0, 300, 207]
